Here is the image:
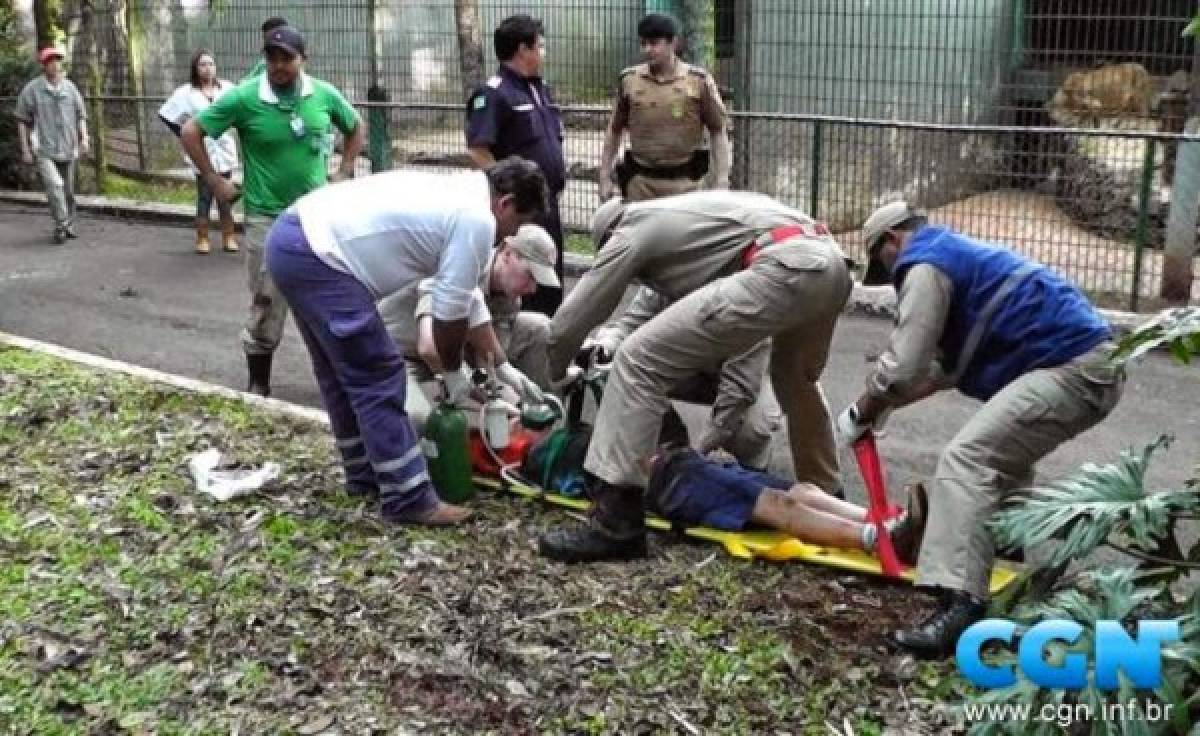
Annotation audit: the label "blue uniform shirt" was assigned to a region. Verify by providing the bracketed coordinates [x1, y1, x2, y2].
[465, 64, 567, 194]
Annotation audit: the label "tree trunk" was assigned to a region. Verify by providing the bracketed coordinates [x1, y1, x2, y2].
[677, 0, 713, 68]
[1161, 29, 1200, 303]
[731, 0, 753, 190]
[32, 0, 61, 48]
[79, 0, 107, 192]
[453, 0, 485, 102]
[125, 0, 147, 172]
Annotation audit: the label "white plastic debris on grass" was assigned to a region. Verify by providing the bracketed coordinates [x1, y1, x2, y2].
[188, 449, 280, 502]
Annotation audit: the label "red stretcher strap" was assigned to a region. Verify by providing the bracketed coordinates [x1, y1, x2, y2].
[852, 431, 906, 578]
[740, 222, 831, 269]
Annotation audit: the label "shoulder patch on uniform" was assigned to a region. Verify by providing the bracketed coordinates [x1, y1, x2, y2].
[620, 65, 639, 78]
[486, 75, 503, 89]
[687, 66, 709, 78]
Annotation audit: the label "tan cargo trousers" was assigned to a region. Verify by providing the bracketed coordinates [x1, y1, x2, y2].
[918, 342, 1124, 599]
[241, 214, 289, 356]
[585, 238, 851, 492]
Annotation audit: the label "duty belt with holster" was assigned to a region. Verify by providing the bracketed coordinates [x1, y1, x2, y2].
[616, 149, 710, 195]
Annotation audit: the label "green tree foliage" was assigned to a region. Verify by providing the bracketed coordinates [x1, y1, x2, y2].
[0, 5, 39, 189]
[962, 308, 1200, 734]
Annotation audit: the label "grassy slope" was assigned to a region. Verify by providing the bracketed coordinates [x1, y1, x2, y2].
[0, 347, 962, 735]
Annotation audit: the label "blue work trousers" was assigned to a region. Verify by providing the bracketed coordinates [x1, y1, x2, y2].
[265, 212, 437, 518]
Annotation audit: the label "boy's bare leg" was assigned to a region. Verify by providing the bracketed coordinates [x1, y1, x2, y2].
[750, 487, 865, 550]
[791, 483, 868, 522]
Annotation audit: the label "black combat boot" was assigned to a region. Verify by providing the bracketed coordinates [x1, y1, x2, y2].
[893, 588, 987, 660]
[538, 476, 648, 563]
[246, 352, 273, 397]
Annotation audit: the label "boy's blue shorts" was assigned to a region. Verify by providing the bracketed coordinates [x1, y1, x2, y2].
[646, 448, 792, 531]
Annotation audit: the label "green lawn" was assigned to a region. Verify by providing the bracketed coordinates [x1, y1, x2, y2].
[565, 232, 593, 256]
[76, 169, 196, 207]
[0, 346, 962, 734]
[101, 172, 196, 206]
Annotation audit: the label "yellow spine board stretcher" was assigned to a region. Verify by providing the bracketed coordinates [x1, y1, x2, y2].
[474, 475, 1020, 595]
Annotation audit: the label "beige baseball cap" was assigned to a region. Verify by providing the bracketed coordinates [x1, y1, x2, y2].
[507, 224, 560, 289]
[860, 200, 922, 285]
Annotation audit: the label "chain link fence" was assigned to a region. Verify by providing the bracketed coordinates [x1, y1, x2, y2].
[5, 0, 1199, 308]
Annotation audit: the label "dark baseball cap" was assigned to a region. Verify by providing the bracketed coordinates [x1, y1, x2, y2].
[263, 26, 306, 57]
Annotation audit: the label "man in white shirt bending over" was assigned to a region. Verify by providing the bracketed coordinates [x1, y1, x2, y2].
[264, 157, 548, 525]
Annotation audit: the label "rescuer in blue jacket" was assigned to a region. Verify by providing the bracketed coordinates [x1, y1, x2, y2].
[836, 201, 1124, 659]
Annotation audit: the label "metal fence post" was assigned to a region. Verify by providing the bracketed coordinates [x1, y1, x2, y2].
[809, 119, 823, 218]
[367, 91, 392, 173]
[1131, 137, 1156, 312]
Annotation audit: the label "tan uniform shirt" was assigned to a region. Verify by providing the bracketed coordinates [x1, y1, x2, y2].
[548, 190, 822, 377]
[613, 61, 727, 167]
[866, 264, 954, 401]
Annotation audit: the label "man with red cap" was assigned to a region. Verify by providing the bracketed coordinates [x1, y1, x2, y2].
[15, 47, 89, 245]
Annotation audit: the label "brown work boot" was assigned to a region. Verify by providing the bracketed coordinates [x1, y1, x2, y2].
[538, 477, 647, 563]
[195, 220, 210, 254]
[387, 500, 473, 526]
[221, 221, 239, 252]
[889, 482, 929, 566]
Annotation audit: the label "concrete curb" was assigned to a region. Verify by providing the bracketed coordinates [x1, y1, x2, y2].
[1, 189, 226, 228]
[0, 331, 331, 429]
[1, 189, 1153, 333]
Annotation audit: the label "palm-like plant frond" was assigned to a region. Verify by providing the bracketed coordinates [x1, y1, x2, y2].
[1112, 307, 1200, 366]
[1011, 568, 1156, 624]
[990, 437, 1200, 567]
[965, 571, 1191, 736]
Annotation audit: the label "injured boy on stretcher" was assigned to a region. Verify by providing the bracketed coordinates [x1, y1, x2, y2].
[643, 446, 928, 561]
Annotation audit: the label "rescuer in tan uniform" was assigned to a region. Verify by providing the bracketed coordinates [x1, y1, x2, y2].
[583, 285, 791, 476]
[538, 192, 852, 563]
[598, 13, 731, 202]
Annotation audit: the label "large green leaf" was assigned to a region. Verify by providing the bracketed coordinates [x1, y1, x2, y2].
[1112, 307, 1200, 366]
[990, 438, 1200, 567]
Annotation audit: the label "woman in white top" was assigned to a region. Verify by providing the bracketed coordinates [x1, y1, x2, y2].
[158, 49, 239, 254]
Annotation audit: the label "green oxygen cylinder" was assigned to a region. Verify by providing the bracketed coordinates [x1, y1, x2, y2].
[421, 398, 475, 503]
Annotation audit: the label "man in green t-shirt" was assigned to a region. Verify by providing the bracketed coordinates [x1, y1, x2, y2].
[181, 25, 364, 397]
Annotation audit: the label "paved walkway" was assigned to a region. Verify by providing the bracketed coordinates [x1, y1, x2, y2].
[2, 201, 1197, 505]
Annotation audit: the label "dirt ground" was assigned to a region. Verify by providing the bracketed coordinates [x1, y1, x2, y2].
[0, 347, 962, 734]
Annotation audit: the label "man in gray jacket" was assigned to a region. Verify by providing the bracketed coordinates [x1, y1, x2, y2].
[15, 47, 89, 245]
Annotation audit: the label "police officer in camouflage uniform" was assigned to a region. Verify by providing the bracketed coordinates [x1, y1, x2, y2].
[466, 14, 567, 316]
[538, 191, 851, 563]
[598, 14, 731, 203]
